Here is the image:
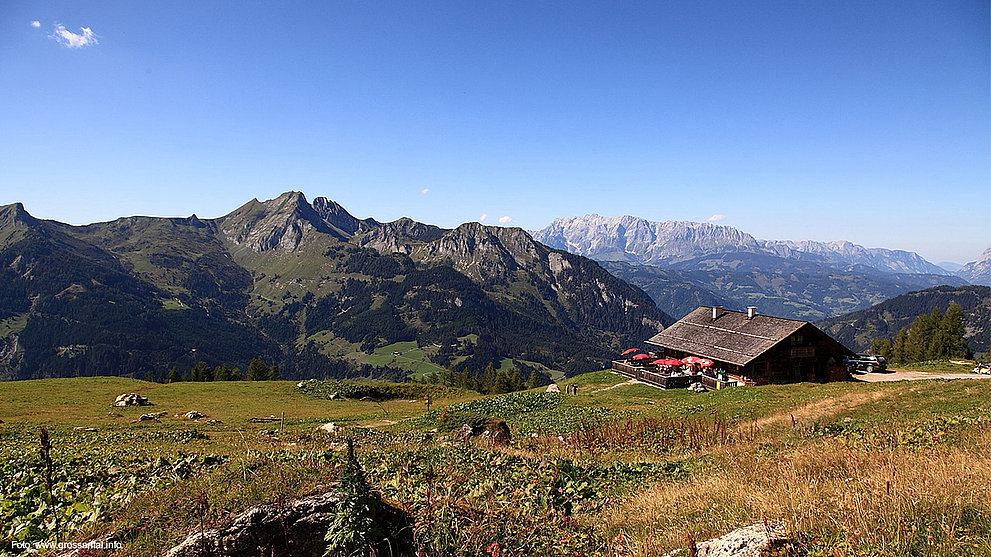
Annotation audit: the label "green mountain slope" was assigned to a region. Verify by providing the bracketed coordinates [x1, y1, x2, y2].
[0, 193, 670, 380]
[816, 285, 991, 355]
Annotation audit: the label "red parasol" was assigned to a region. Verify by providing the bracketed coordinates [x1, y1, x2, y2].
[632, 353, 651, 360]
[664, 358, 684, 366]
[621, 348, 639, 355]
[682, 356, 701, 364]
[649, 359, 666, 365]
[697, 359, 714, 367]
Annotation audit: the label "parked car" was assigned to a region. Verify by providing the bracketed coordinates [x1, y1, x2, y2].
[845, 354, 888, 373]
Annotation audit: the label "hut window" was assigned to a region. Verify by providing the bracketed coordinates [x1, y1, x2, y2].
[791, 335, 804, 346]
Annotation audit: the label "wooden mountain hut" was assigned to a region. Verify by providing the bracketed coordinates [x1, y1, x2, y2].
[643, 305, 854, 387]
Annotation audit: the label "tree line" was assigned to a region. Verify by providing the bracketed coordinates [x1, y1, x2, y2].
[422, 362, 543, 395]
[870, 302, 970, 364]
[143, 357, 279, 383]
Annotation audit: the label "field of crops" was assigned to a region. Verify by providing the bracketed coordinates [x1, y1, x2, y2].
[1, 373, 990, 556]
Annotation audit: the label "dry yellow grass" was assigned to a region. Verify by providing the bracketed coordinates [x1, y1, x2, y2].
[599, 422, 991, 556]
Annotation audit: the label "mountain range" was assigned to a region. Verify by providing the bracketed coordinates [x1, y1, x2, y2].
[0, 193, 668, 380]
[534, 214, 970, 321]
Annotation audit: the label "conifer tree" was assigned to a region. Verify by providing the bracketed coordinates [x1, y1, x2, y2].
[247, 357, 270, 381]
[526, 369, 540, 389]
[213, 364, 231, 381]
[166, 367, 181, 383]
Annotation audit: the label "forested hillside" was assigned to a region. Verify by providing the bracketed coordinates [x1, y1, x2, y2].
[816, 285, 990, 356]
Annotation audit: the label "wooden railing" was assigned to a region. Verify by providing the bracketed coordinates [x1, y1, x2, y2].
[611, 361, 705, 390]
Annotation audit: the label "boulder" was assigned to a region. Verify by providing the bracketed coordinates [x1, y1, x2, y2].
[546, 384, 561, 393]
[137, 411, 167, 422]
[316, 422, 340, 434]
[481, 419, 511, 446]
[73, 426, 97, 432]
[164, 488, 411, 557]
[664, 522, 789, 557]
[183, 410, 207, 420]
[114, 393, 150, 407]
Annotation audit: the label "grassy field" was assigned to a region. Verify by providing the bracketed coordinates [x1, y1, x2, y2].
[1, 373, 989, 556]
[893, 359, 980, 374]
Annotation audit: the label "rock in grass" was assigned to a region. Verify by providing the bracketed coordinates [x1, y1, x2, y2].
[664, 522, 790, 557]
[481, 418, 511, 446]
[316, 422, 340, 433]
[137, 411, 167, 422]
[182, 410, 207, 420]
[546, 384, 561, 393]
[114, 393, 150, 407]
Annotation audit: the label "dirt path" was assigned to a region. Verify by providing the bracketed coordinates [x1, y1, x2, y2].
[854, 369, 991, 382]
[592, 378, 656, 393]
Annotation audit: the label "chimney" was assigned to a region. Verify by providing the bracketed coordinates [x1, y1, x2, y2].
[712, 306, 722, 321]
[747, 306, 757, 320]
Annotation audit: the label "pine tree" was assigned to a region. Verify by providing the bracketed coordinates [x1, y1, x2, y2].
[892, 328, 908, 364]
[247, 357, 270, 381]
[870, 338, 892, 362]
[230, 367, 244, 381]
[166, 367, 181, 383]
[526, 369, 539, 389]
[213, 364, 231, 382]
[192, 361, 211, 382]
[267, 364, 280, 381]
[483, 363, 497, 394]
[143, 371, 157, 383]
[941, 302, 967, 358]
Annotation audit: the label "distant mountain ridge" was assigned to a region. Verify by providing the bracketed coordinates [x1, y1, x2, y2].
[534, 214, 951, 275]
[816, 285, 991, 355]
[955, 244, 991, 286]
[0, 193, 669, 380]
[535, 214, 966, 322]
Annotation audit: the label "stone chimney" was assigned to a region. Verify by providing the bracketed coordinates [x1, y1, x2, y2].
[747, 306, 757, 319]
[712, 306, 722, 320]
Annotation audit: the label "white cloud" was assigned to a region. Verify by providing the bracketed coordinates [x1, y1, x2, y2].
[478, 214, 487, 222]
[50, 23, 98, 48]
[30, 21, 41, 28]
[498, 216, 512, 223]
[706, 214, 725, 222]
[420, 188, 430, 195]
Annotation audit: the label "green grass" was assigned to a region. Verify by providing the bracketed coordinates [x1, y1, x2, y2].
[159, 299, 189, 310]
[0, 312, 28, 337]
[895, 359, 978, 374]
[2, 374, 989, 556]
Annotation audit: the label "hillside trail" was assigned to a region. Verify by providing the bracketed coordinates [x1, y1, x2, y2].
[591, 378, 647, 393]
[751, 388, 895, 430]
[856, 369, 991, 382]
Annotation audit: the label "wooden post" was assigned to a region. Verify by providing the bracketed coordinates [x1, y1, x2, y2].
[280, 411, 285, 432]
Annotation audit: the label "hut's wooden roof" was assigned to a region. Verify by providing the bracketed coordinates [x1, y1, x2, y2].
[645, 306, 807, 366]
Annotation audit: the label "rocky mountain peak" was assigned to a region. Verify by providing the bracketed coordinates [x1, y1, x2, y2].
[220, 191, 341, 253]
[311, 196, 363, 236]
[956, 244, 991, 286]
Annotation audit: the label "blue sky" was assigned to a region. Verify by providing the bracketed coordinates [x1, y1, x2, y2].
[0, 1, 988, 264]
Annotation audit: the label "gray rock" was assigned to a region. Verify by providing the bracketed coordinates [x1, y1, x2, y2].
[664, 522, 789, 557]
[164, 491, 341, 557]
[114, 393, 150, 407]
[182, 410, 207, 420]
